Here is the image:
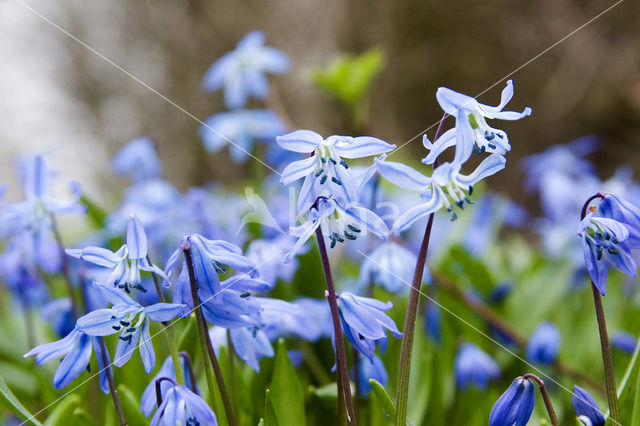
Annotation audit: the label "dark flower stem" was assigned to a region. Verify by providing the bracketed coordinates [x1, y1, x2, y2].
[315, 226, 357, 425]
[182, 239, 237, 426]
[523, 374, 558, 426]
[581, 193, 620, 423]
[155, 377, 177, 407]
[396, 113, 447, 426]
[147, 255, 185, 386]
[50, 214, 79, 320]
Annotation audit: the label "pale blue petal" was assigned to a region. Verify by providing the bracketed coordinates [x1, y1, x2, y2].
[113, 327, 141, 367]
[91, 337, 110, 394]
[284, 219, 319, 264]
[138, 320, 155, 374]
[76, 309, 128, 336]
[422, 128, 457, 165]
[126, 215, 148, 259]
[179, 386, 218, 425]
[331, 136, 395, 159]
[344, 205, 388, 239]
[276, 130, 323, 153]
[457, 154, 506, 187]
[436, 86, 477, 115]
[280, 156, 318, 185]
[237, 30, 265, 49]
[145, 303, 186, 322]
[393, 190, 443, 234]
[24, 329, 78, 364]
[65, 246, 121, 268]
[376, 159, 430, 191]
[53, 332, 92, 389]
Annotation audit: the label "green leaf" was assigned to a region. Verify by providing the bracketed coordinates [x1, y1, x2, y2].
[0, 373, 43, 426]
[116, 384, 146, 426]
[80, 195, 107, 228]
[68, 408, 96, 426]
[177, 314, 198, 355]
[269, 339, 306, 426]
[619, 338, 640, 423]
[43, 393, 80, 426]
[369, 379, 396, 420]
[263, 389, 279, 426]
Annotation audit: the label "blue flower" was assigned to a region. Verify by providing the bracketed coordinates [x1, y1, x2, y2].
[358, 353, 388, 396]
[151, 383, 217, 426]
[24, 328, 110, 393]
[423, 302, 442, 344]
[577, 212, 637, 295]
[611, 331, 637, 354]
[228, 326, 274, 372]
[283, 196, 388, 263]
[246, 238, 298, 288]
[337, 291, 402, 360]
[454, 343, 500, 390]
[359, 241, 430, 293]
[199, 109, 286, 162]
[277, 130, 395, 213]
[111, 137, 162, 182]
[369, 154, 506, 231]
[526, 322, 561, 365]
[259, 297, 331, 342]
[489, 376, 535, 426]
[426, 80, 531, 165]
[75, 283, 185, 373]
[67, 215, 166, 293]
[140, 356, 198, 417]
[202, 30, 290, 109]
[41, 298, 74, 337]
[599, 194, 640, 249]
[572, 385, 605, 426]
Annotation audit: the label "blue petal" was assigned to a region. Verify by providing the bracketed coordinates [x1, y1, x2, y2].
[344, 205, 389, 240]
[392, 190, 443, 234]
[457, 154, 506, 187]
[76, 308, 131, 336]
[453, 109, 476, 164]
[281, 156, 318, 185]
[53, 332, 92, 389]
[92, 337, 111, 394]
[126, 215, 148, 259]
[330, 136, 395, 159]
[237, 30, 265, 49]
[24, 329, 78, 364]
[284, 218, 319, 263]
[65, 246, 121, 268]
[92, 281, 138, 307]
[422, 128, 457, 165]
[113, 327, 142, 368]
[145, 303, 186, 322]
[436, 86, 477, 115]
[276, 130, 323, 153]
[138, 320, 155, 374]
[178, 386, 218, 425]
[375, 158, 430, 191]
[572, 385, 605, 426]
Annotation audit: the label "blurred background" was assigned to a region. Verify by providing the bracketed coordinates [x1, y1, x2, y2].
[0, 0, 639, 213]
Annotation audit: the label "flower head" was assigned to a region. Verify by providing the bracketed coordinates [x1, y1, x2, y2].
[426, 80, 531, 165]
[199, 109, 286, 162]
[454, 343, 500, 390]
[358, 353, 388, 396]
[202, 30, 290, 109]
[141, 356, 198, 417]
[359, 241, 428, 293]
[151, 383, 217, 426]
[611, 330, 637, 354]
[111, 137, 162, 182]
[572, 385, 605, 426]
[67, 215, 166, 293]
[489, 376, 536, 426]
[526, 322, 561, 365]
[277, 130, 395, 213]
[228, 326, 274, 372]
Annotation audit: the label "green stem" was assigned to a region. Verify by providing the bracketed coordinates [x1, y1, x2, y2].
[395, 114, 447, 426]
[226, 329, 240, 420]
[147, 255, 185, 386]
[182, 238, 237, 426]
[315, 227, 356, 425]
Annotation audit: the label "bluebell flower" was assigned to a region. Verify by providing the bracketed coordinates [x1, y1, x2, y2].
[369, 154, 506, 231]
[76, 283, 185, 373]
[24, 328, 110, 393]
[140, 356, 198, 417]
[611, 331, 637, 354]
[199, 109, 286, 162]
[0, 236, 50, 306]
[259, 297, 331, 342]
[283, 196, 388, 263]
[423, 302, 442, 344]
[454, 343, 500, 390]
[488, 282, 512, 304]
[599, 194, 640, 248]
[337, 291, 402, 360]
[489, 376, 535, 426]
[151, 383, 217, 426]
[359, 241, 430, 293]
[577, 212, 637, 295]
[111, 137, 162, 182]
[202, 30, 290, 109]
[228, 326, 274, 372]
[277, 130, 395, 213]
[425, 80, 531, 165]
[572, 385, 605, 426]
[526, 322, 561, 365]
[41, 298, 74, 337]
[67, 215, 166, 293]
[358, 353, 388, 396]
[246, 237, 298, 288]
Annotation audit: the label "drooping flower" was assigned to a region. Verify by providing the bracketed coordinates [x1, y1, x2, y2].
[357, 353, 388, 396]
[228, 326, 274, 372]
[259, 297, 331, 342]
[76, 283, 185, 373]
[611, 330, 637, 354]
[337, 291, 402, 360]
[24, 328, 110, 393]
[425, 80, 531, 165]
[599, 193, 640, 248]
[151, 382, 217, 426]
[67, 215, 166, 293]
[577, 212, 637, 295]
[277, 130, 395, 213]
[369, 154, 506, 231]
[526, 322, 561, 365]
[245, 237, 299, 288]
[199, 109, 286, 162]
[359, 241, 430, 293]
[202, 30, 290, 109]
[454, 343, 500, 390]
[140, 356, 199, 417]
[111, 137, 162, 182]
[572, 385, 605, 426]
[489, 376, 536, 426]
[283, 196, 388, 263]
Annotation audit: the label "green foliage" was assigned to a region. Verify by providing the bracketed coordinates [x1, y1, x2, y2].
[263, 389, 279, 426]
[269, 339, 306, 426]
[369, 379, 396, 420]
[43, 394, 80, 426]
[116, 384, 145, 426]
[310, 48, 386, 129]
[0, 373, 42, 426]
